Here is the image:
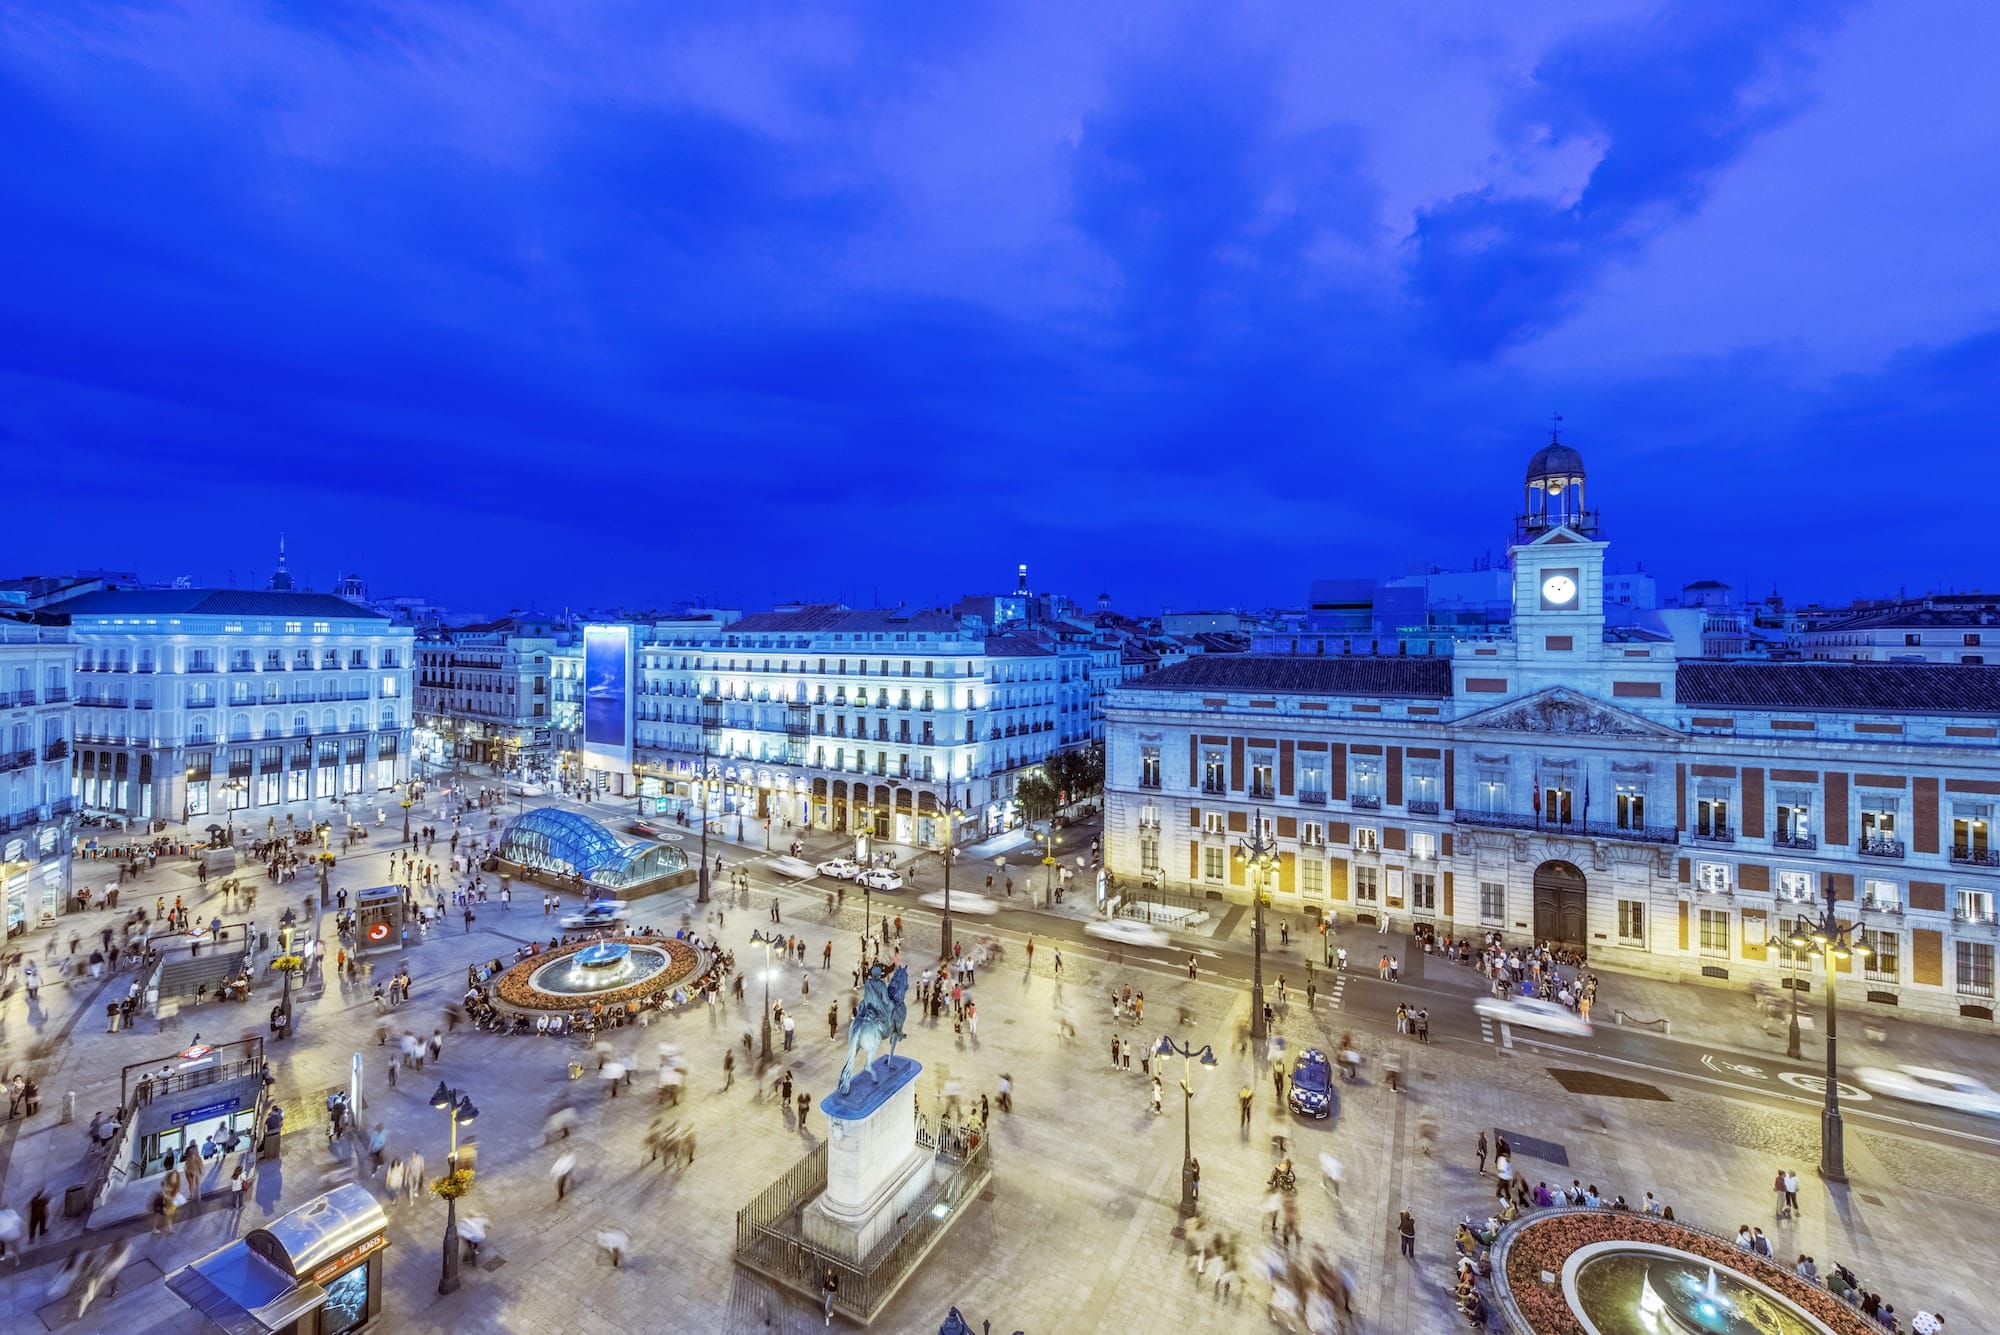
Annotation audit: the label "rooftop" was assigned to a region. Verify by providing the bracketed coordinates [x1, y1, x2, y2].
[1676, 660, 2000, 714]
[56, 589, 390, 621]
[1119, 653, 1453, 700]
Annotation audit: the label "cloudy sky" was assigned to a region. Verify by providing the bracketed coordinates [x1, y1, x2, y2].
[4, 2, 1996, 614]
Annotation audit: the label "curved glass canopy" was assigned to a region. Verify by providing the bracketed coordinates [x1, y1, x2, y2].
[497, 807, 689, 890]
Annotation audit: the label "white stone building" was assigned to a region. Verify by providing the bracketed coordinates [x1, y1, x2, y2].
[58, 590, 416, 834]
[1103, 444, 2000, 1024]
[1, 614, 76, 933]
[414, 619, 564, 774]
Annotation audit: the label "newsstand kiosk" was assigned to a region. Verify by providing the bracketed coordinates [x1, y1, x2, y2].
[351, 885, 404, 957]
[166, 1183, 390, 1334]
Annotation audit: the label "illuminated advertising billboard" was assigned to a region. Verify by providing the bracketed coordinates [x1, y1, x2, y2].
[582, 624, 634, 772]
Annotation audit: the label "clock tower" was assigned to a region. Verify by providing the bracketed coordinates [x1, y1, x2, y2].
[1509, 436, 1608, 664]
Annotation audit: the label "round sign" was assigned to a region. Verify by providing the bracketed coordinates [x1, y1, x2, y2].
[1777, 1071, 1871, 1101]
[367, 921, 392, 944]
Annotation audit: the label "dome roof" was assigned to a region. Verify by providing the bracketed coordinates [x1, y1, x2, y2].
[1526, 442, 1585, 479]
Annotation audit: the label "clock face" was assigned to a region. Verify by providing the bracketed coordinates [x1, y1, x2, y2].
[1541, 573, 1578, 608]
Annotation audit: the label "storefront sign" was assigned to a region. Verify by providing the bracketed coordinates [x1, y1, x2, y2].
[170, 1096, 241, 1127]
[309, 1233, 387, 1284]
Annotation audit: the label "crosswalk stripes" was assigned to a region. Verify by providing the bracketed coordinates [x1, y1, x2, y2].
[1324, 971, 1348, 1012]
[1478, 1014, 1495, 1044]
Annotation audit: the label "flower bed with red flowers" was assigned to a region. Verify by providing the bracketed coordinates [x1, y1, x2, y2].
[1495, 1210, 1876, 1335]
[493, 936, 703, 1012]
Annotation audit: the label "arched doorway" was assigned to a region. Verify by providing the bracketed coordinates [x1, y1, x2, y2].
[1533, 860, 1589, 954]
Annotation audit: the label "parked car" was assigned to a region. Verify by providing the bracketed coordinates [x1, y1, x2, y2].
[1472, 995, 1593, 1038]
[559, 900, 631, 930]
[1083, 919, 1170, 949]
[1854, 1064, 2000, 1117]
[815, 859, 862, 880]
[858, 868, 905, 891]
[1288, 1049, 1334, 1120]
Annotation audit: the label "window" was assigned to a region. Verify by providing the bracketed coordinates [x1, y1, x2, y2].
[1776, 870, 1813, 903]
[1202, 847, 1225, 882]
[1139, 833, 1159, 872]
[1475, 770, 1506, 814]
[1952, 804, 1992, 863]
[1351, 760, 1381, 808]
[1858, 796, 1900, 854]
[1957, 888, 1996, 925]
[1615, 784, 1645, 831]
[1698, 909, 1730, 955]
[1354, 865, 1379, 903]
[1257, 814, 1275, 842]
[1353, 826, 1379, 854]
[1617, 900, 1646, 944]
[1904, 633, 1922, 647]
[1300, 763, 1326, 803]
[1299, 857, 1324, 897]
[1541, 781, 1573, 825]
[1957, 940, 1995, 997]
[1140, 747, 1161, 789]
[1775, 793, 1813, 847]
[1479, 880, 1505, 922]
[1300, 821, 1323, 848]
[1250, 757, 1274, 800]
[1406, 766, 1440, 812]
[1203, 811, 1225, 836]
[1411, 831, 1436, 862]
[1861, 879, 1899, 913]
[1695, 793, 1730, 839]
[1410, 872, 1437, 912]
[1202, 751, 1226, 794]
[1863, 929, 1899, 982]
[1696, 861, 1731, 894]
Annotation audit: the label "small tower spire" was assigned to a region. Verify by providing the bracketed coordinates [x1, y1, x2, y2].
[270, 532, 295, 591]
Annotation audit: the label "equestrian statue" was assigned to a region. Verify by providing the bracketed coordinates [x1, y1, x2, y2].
[837, 956, 910, 1095]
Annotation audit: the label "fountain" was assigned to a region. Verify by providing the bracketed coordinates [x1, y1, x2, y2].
[1564, 1244, 1836, 1335]
[493, 935, 705, 1012]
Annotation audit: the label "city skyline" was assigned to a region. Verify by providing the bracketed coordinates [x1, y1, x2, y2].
[6, 4, 1999, 607]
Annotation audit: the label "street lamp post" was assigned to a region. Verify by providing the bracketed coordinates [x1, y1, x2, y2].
[940, 770, 965, 963]
[222, 778, 246, 842]
[1785, 937, 1804, 1061]
[430, 1081, 480, 1295]
[1155, 1034, 1218, 1216]
[697, 695, 721, 904]
[749, 928, 779, 1061]
[1237, 809, 1277, 1042]
[1788, 878, 1871, 1183]
[276, 920, 297, 1039]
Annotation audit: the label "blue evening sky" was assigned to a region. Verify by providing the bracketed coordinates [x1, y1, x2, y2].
[3, 3, 1996, 614]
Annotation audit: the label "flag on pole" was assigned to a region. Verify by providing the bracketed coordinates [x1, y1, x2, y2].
[1532, 760, 1541, 825]
[1582, 773, 1591, 824]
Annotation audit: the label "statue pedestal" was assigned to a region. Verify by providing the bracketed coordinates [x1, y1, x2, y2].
[803, 1055, 934, 1262]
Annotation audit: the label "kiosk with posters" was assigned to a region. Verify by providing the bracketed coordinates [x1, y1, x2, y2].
[167, 1183, 390, 1334]
[351, 885, 403, 956]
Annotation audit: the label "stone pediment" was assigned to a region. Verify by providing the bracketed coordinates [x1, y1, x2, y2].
[1454, 687, 1680, 740]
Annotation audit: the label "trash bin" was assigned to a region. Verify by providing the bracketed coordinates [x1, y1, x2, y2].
[63, 1183, 89, 1218]
[260, 1129, 281, 1162]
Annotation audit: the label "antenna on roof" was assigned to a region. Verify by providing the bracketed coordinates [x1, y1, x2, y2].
[1549, 413, 1563, 443]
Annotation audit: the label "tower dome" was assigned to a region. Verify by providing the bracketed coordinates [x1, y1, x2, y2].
[1517, 428, 1596, 541]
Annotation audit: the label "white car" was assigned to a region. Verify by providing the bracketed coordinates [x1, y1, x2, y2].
[1084, 919, 1171, 949]
[815, 859, 862, 880]
[559, 900, 630, 930]
[858, 868, 905, 891]
[1473, 995, 1593, 1038]
[1855, 1064, 2000, 1118]
[918, 891, 998, 916]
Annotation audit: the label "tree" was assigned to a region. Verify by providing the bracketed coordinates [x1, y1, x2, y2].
[1015, 771, 1059, 825]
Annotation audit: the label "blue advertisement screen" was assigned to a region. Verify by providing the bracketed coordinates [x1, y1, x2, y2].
[583, 626, 629, 751]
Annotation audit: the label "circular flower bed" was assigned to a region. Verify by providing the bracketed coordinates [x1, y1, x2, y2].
[492, 935, 703, 1013]
[1496, 1210, 1875, 1335]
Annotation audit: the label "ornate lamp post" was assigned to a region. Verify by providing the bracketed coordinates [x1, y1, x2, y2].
[1237, 809, 1277, 1041]
[697, 695, 721, 904]
[1155, 1033, 1218, 1216]
[749, 928, 779, 1061]
[274, 919, 298, 1039]
[401, 784, 416, 845]
[1784, 932, 1806, 1061]
[1032, 823, 1061, 907]
[222, 777, 246, 842]
[939, 769, 968, 962]
[1787, 878, 1869, 1183]
[430, 1081, 480, 1295]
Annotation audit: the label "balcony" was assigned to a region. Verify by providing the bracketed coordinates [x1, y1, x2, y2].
[134, 699, 154, 710]
[48, 796, 73, 817]
[0, 691, 25, 708]
[1453, 808, 1681, 845]
[186, 699, 216, 710]
[1951, 844, 2000, 868]
[45, 687, 67, 703]
[1407, 799, 1440, 816]
[229, 663, 257, 673]
[136, 664, 154, 674]
[1860, 898, 1902, 916]
[187, 664, 216, 674]
[1691, 825, 1734, 844]
[1249, 783, 1276, 801]
[1857, 836, 1906, 860]
[1351, 794, 1382, 811]
[1200, 780, 1226, 796]
[1298, 789, 1326, 806]
[1773, 832, 1817, 851]
[0, 749, 36, 771]
[43, 739, 68, 761]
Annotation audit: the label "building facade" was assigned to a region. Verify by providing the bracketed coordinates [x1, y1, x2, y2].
[619, 605, 1070, 847]
[1103, 446, 2000, 1024]
[59, 591, 416, 834]
[1, 615, 76, 933]
[413, 620, 564, 775]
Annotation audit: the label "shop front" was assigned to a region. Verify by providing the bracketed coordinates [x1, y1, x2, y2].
[168, 1183, 390, 1334]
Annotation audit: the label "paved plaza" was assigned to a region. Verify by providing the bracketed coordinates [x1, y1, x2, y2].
[0, 792, 1987, 1333]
